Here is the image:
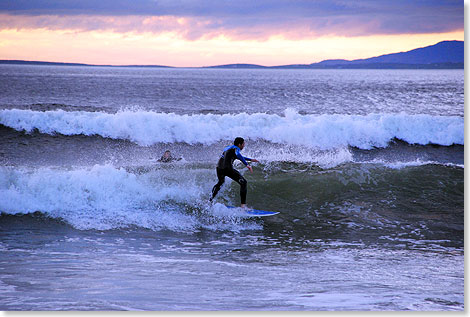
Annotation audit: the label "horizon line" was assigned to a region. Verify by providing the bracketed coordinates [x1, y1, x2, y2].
[0, 60, 464, 69]
[0, 40, 462, 69]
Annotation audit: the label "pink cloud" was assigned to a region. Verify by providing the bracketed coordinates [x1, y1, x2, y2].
[0, 8, 463, 42]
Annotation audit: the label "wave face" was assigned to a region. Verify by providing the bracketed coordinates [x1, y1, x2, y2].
[0, 164, 263, 232]
[0, 108, 463, 149]
[0, 162, 464, 240]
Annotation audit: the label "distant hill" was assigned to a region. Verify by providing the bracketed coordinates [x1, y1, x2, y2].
[0, 60, 90, 67]
[0, 60, 172, 68]
[206, 63, 266, 69]
[350, 40, 463, 64]
[212, 41, 464, 69]
[0, 41, 463, 69]
[315, 40, 464, 68]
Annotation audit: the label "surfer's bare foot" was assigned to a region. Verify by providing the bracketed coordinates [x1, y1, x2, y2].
[240, 204, 246, 209]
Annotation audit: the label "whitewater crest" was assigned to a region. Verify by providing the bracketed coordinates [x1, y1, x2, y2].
[0, 165, 262, 232]
[0, 108, 463, 149]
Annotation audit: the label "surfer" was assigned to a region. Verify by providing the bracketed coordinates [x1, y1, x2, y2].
[210, 137, 258, 208]
[158, 150, 181, 163]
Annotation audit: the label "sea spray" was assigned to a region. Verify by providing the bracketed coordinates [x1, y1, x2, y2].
[0, 108, 463, 149]
[0, 165, 262, 231]
[0, 165, 197, 230]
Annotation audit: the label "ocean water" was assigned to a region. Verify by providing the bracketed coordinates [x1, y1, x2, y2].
[0, 65, 464, 311]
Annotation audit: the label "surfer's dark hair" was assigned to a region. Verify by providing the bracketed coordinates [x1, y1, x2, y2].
[234, 137, 245, 146]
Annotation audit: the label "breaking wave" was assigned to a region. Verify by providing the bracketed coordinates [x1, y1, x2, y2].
[0, 108, 463, 149]
[0, 161, 463, 235]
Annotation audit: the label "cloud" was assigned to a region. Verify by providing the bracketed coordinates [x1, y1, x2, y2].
[0, 0, 463, 40]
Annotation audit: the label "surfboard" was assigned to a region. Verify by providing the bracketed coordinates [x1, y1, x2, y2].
[226, 206, 279, 217]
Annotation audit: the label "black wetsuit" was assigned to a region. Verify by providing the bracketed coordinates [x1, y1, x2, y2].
[210, 145, 252, 204]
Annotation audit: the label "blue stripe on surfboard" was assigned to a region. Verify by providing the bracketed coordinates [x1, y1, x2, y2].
[225, 205, 279, 216]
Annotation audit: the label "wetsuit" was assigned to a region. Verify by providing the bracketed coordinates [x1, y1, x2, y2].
[210, 145, 252, 204]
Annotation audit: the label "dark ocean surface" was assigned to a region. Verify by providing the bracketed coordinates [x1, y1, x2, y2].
[0, 65, 464, 311]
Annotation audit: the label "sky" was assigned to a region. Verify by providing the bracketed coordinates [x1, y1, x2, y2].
[0, 0, 464, 67]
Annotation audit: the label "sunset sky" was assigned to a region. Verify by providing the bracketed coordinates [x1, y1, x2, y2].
[0, 0, 464, 67]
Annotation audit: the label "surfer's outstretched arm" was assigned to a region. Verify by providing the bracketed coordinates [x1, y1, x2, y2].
[234, 148, 259, 172]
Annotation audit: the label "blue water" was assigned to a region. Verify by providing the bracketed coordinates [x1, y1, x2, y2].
[0, 65, 464, 311]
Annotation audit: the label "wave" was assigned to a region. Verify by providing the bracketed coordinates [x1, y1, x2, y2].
[0, 108, 463, 149]
[0, 162, 463, 235]
[0, 165, 261, 232]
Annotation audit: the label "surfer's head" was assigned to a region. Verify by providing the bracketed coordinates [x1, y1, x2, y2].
[234, 137, 245, 149]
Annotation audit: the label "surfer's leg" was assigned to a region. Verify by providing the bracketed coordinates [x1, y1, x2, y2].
[210, 168, 225, 201]
[227, 169, 247, 205]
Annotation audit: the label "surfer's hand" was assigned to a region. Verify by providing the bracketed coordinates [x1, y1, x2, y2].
[251, 159, 259, 163]
[247, 165, 253, 173]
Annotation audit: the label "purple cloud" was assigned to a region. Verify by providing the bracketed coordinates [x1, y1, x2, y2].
[0, 0, 463, 39]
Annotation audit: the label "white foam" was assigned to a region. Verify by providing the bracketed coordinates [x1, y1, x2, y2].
[0, 108, 464, 149]
[372, 159, 464, 170]
[0, 165, 257, 231]
[251, 145, 354, 168]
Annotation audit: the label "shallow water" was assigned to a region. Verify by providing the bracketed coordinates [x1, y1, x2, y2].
[0, 214, 463, 311]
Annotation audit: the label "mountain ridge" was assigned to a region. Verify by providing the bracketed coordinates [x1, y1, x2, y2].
[315, 40, 463, 67]
[0, 41, 463, 69]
